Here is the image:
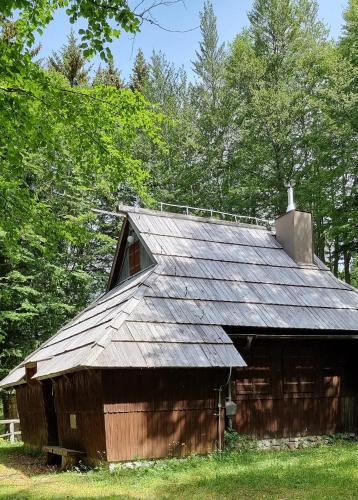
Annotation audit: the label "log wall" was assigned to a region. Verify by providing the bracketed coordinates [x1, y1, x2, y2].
[232, 339, 358, 437]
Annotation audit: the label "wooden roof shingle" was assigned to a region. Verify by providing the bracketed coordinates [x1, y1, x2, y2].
[1, 205, 357, 388]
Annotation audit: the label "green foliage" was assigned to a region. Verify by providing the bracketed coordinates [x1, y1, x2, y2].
[340, 0, 358, 67]
[93, 60, 124, 88]
[189, 0, 232, 210]
[351, 257, 358, 287]
[142, 0, 357, 280]
[0, 2, 163, 377]
[224, 431, 258, 452]
[48, 30, 91, 86]
[0, 0, 357, 379]
[0, 63, 162, 375]
[193, 1, 226, 93]
[0, 1, 139, 64]
[130, 49, 149, 92]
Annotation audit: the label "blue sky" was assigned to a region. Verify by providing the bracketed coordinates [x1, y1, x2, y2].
[38, 0, 348, 82]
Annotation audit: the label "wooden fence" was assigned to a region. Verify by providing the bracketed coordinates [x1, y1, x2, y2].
[0, 419, 21, 443]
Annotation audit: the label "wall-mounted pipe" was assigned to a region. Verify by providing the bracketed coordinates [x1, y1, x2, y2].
[215, 367, 232, 452]
[227, 377, 233, 430]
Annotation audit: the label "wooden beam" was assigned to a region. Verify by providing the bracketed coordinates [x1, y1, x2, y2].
[106, 218, 129, 291]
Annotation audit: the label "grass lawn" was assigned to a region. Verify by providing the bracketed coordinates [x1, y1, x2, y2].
[0, 440, 357, 499]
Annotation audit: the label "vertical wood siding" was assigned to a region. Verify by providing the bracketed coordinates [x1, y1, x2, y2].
[102, 368, 226, 462]
[53, 371, 107, 460]
[233, 339, 358, 437]
[16, 382, 48, 448]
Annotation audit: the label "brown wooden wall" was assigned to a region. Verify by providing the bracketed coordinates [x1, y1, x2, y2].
[232, 339, 358, 437]
[102, 368, 226, 462]
[15, 368, 226, 461]
[52, 370, 107, 461]
[16, 381, 48, 448]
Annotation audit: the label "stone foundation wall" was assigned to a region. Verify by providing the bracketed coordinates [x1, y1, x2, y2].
[257, 433, 357, 451]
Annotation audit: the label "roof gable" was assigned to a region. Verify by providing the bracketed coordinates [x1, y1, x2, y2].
[107, 217, 155, 291]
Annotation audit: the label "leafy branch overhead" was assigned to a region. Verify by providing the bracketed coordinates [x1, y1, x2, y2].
[0, 0, 189, 61]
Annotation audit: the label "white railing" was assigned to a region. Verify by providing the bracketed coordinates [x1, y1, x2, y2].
[0, 419, 21, 443]
[91, 204, 274, 228]
[159, 202, 273, 228]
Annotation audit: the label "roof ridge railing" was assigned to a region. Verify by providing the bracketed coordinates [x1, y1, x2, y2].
[159, 202, 273, 228]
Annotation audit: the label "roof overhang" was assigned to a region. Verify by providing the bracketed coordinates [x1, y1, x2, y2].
[229, 333, 358, 340]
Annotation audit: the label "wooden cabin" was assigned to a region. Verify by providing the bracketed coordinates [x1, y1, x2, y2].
[1, 203, 357, 463]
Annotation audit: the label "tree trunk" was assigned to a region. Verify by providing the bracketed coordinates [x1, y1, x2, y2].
[333, 237, 339, 277]
[343, 248, 351, 284]
[314, 217, 325, 261]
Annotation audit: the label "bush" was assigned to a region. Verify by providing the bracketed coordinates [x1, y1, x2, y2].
[224, 430, 258, 452]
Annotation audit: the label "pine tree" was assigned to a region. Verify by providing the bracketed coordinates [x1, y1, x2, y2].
[189, 1, 231, 209]
[193, 1, 225, 100]
[48, 30, 91, 86]
[130, 49, 149, 91]
[92, 59, 124, 88]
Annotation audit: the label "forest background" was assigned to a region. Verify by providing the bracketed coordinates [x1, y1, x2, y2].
[0, 0, 357, 398]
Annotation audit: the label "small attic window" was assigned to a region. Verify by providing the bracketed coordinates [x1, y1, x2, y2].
[117, 230, 153, 284]
[129, 241, 140, 275]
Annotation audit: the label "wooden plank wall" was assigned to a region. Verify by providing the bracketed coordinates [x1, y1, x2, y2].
[53, 371, 107, 460]
[232, 339, 358, 437]
[16, 382, 48, 448]
[102, 368, 226, 462]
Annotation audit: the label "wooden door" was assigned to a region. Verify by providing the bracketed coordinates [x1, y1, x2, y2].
[42, 380, 59, 446]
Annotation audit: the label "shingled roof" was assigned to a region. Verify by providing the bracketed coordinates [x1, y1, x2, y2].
[1, 205, 358, 388]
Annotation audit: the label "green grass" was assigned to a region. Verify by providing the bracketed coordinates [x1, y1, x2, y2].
[0, 439, 358, 499]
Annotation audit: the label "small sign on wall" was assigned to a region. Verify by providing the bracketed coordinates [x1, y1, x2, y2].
[70, 414, 77, 430]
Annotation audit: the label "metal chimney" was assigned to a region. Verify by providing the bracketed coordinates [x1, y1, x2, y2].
[285, 181, 296, 212]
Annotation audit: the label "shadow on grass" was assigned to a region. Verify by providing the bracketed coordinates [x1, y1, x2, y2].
[0, 443, 357, 499]
[0, 494, 128, 500]
[0, 442, 56, 477]
[150, 453, 358, 500]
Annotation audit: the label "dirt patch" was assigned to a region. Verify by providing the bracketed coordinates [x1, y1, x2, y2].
[0, 446, 57, 481]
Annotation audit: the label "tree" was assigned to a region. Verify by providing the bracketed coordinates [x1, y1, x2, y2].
[193, 1, 225, 100]
[335, 0, 358, 282]
[130, 49, 149, 91]
[129, 50, 193, 205]
[48, 30, 91, 86]
[0, 71, 162, 385]
[0, 0, 172, 391]
[0, 0, 186, 84]
[225, 0, 354, 259]
[188, 1, 231, 210]
[340, 0, 358, 68]
[93, 60, 124, 88]
[0, 0, 180, 412]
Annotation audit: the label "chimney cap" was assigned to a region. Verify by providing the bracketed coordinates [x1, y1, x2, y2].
[284, 180, 296, 212]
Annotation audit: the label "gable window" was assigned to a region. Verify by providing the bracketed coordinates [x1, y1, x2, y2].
[116, 228, 154, 285]
[129, 241, 141, 276]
